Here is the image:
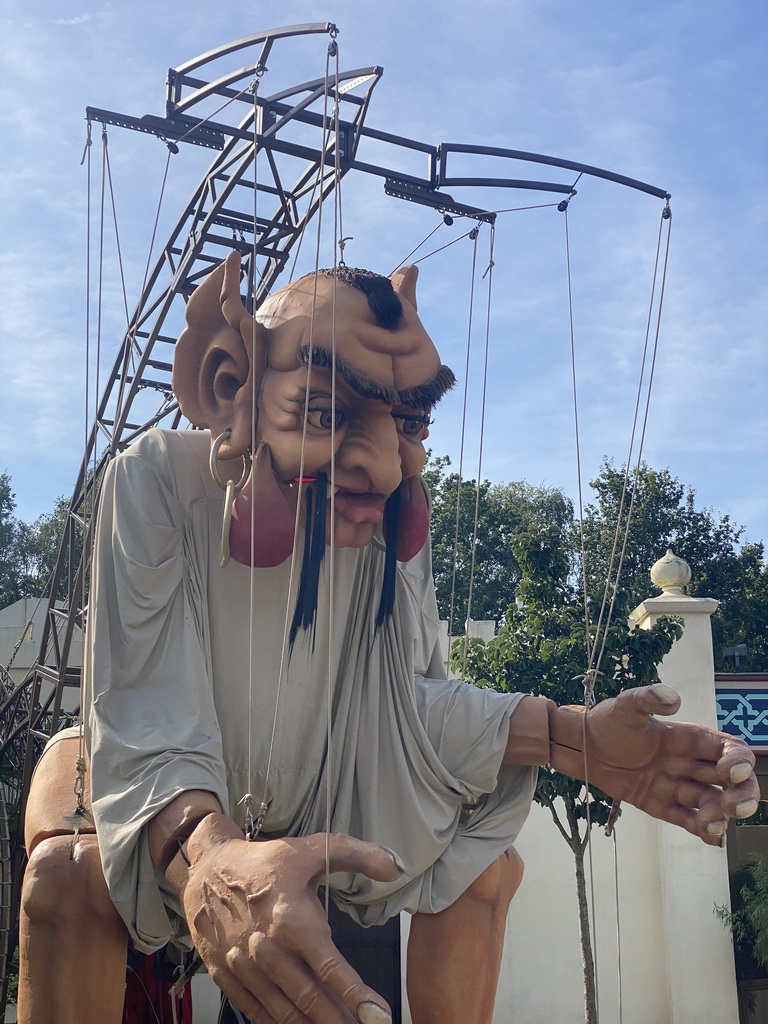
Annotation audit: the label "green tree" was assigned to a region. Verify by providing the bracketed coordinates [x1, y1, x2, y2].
[0, 473, 25, 608]
[580, 460, 768, 670]
[458, 524, 682, 1024]
[423, 454, 573, 630]
[715, 854, 768, 982]
[0, 476, 74, 608]
[21, 497, 74, 602]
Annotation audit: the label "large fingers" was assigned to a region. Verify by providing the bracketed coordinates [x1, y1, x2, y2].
[302, 930, 393, 1024]
[715, 735, 757, 788]
[249, 934, 358, 1023]
[671, 730, 758, 805]
[660, 803, 726, 848]
[614, 683, 681, 721]
[208, 963, 273, 1024]
[298, 833, 405, 887]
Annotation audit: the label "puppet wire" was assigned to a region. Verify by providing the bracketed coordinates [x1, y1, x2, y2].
[562, 201, 602, 1018]
[568, 198, 672, 1023]
[446, 226, 482, 657]
[390, 218, 447, 275]
[246, 76, 262, 839]
[461, 225, 495, 679]
[325, 35, 343, 907]
[253, 35, 341, 846]
[587, 205, 672, 681]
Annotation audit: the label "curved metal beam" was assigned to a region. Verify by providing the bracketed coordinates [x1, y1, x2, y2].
[440, 143, 670, 200]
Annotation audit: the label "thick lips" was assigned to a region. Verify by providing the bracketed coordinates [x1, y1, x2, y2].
[333, 489, 386, 524]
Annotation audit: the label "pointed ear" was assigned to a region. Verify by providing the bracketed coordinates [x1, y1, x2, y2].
[389, 264, 419, 311]
[172, 253, 267, 457]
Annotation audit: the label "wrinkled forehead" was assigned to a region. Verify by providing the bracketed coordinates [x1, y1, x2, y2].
[256, 275, 443, 393]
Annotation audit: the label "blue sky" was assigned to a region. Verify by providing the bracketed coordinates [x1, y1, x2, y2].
[1, 1, 766, 571]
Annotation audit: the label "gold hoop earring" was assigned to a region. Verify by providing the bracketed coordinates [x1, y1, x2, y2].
[209, 429, 250, 567]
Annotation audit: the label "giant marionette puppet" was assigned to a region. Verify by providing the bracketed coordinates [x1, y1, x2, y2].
[19, 254, 759, 1024]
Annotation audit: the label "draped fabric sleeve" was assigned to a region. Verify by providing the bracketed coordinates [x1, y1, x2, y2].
[85, 435, 229, 952]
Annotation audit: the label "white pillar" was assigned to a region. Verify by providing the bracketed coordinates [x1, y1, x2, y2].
[629, 550, 738, 1024]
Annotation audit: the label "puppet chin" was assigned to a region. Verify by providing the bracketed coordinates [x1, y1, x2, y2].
[229, 442, 295, 567]
[385, 476, 430, 562]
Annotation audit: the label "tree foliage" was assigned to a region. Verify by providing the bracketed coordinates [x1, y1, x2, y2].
[423, 454, 573, 630]
[715, 854, 768, 981]
[424, 455, 768, 669]
[0, 473, 72, 607]
[580, 459, 768, 670]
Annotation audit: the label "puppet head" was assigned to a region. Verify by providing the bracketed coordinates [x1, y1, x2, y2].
[173, 254, 454, 589]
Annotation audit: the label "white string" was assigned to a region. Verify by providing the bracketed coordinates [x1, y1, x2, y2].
[566, 198, 673, 1023]
[325, 29, 342, 910]
[245, 75, 261, 839]
[253, 34, 338, 840]
[461, 226, 495, 679]
[446, 227, 481, 654]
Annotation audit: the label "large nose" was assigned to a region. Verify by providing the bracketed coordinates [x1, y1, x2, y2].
[336, 413, 403, 495]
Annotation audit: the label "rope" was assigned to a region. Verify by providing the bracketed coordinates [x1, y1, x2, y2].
[461, 226, 496, 679]
[325, 27, 342, 910]
[587, 204, 672, 680]
[446, 226, 481, 651]
[390, 219, 446, 275]
[252, 31, 339, 846]
[245, 74, 262, 842]
[565, 196, 673, 1023]
[564, 205, 595, 671]
[103, 145, 131, 327]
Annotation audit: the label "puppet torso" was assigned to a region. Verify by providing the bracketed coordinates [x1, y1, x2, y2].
[85, 429, 536, 948]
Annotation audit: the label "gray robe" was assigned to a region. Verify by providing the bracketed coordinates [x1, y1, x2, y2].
[83, 428, 536, 952]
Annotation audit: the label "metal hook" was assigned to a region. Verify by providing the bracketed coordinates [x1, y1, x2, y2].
[209, 430, 250, 567]
[338, 235, 353, 264]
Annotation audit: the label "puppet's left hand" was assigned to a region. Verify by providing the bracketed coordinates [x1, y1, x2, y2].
[549, 683, 759, 846]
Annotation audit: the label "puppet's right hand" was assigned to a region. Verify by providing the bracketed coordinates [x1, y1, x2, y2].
[171, 814, 400, 1024]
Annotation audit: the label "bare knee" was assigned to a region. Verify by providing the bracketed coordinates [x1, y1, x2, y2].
[22, 834, 118, 927]
[464, 847, 524, 906]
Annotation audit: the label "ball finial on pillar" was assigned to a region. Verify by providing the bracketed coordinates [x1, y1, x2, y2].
[650, 549, 691, 595]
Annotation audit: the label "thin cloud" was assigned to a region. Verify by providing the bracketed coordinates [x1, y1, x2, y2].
[50, 15, 92, 26]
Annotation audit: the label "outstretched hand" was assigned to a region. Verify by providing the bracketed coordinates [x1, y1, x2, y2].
[170, 815, 400, 1023]
[550, 683, 760, 846]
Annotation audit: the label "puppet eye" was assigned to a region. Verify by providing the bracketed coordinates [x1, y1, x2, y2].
[392, 411, 431, 439]
[306, 404, 345, 431]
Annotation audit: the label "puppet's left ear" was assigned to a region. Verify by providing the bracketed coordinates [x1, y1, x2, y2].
[389, 264, 418, 310]
[173, 253, 267, 458]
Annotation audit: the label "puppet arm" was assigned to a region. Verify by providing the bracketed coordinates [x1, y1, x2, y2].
[503, 684, 759, 847]
[148, 796, 399, 1024]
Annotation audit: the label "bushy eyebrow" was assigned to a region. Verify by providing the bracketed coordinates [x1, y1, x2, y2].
[296, 345, 456, 409]
[398, 365, 456, 408]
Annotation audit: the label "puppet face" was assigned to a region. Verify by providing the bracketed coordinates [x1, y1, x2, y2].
[173, 257, 454, 552]
[254, 273, 449, 548]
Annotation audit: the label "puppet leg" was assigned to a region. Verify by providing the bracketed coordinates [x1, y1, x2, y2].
[406, 847, 524, 1024]
[17, 735, 128, 1024]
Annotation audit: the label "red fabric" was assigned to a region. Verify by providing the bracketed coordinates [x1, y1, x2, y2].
[123, 952, 194, 1024]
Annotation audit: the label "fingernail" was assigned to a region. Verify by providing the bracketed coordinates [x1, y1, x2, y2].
[720, 835, 727, 849]
[358, 1002, 392, 1024]
[382, 847, 406, 873]
[736, 799, 758, 819]
[649, 683, 677, 705]
[706, 820, 727, 836]
[730, 762, 753, 784]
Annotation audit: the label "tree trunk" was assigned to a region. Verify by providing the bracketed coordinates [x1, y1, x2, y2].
[574, 844, 598, 1024]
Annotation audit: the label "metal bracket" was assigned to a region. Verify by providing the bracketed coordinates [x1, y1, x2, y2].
[384, 178, 496, 224]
